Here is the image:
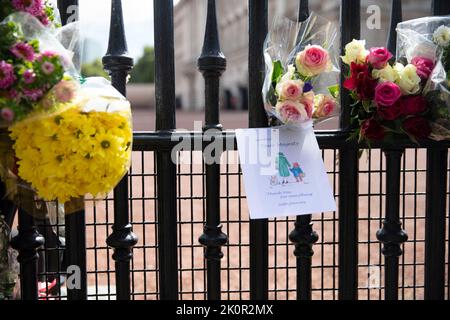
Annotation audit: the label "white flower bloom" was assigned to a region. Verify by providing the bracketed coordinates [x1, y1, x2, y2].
[372, 64, 399, 82]
[341, 39, 369, 65]
[396, 64, 421, 95]
[281, 64, 296, 82]
[433, 25, 450, 47]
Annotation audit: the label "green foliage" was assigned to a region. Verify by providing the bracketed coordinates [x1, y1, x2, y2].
[271, 60, 284, 88]
[130, 46, 155, 84]
[81, 59, 109, 79]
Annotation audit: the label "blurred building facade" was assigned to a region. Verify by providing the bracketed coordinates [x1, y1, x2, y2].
[174, 0, 431, 111]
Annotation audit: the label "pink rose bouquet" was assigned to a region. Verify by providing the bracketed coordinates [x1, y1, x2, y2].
[263, 13, 340, 126]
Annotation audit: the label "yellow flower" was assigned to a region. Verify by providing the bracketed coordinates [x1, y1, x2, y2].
[10, 106, 132, 203]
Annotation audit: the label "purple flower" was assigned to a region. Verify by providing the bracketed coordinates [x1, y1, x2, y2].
[10, 42, 35, 61]
[41, 61, 55, 75]
[12, 0, 44, 17]
[23, 69, 36, 84]
[1, 108, 15, 122]
[303, 82, 313, 93]
[8, 89, 19, 100]
[0, 61, 16, 89]
[23, 88, 43, 101]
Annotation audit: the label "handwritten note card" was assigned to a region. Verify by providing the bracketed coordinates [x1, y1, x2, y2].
[236, 125, 336, 220]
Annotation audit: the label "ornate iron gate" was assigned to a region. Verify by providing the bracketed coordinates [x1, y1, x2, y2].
[4, 0, 450, 300]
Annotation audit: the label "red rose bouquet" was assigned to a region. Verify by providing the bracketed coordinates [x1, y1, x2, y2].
[342, 39, 434, 143]
[397, 17, 450, 141]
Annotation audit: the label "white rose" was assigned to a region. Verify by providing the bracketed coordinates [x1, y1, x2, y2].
[433, 25, 450, 47]
[372, 64, 399, 82]
[281, 64, 296, 82]
[341, 39, 369, 65]
[396, 64, 421, 95]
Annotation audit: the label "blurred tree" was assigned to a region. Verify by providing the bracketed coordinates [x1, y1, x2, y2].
[81, 59, 109, 78]
[130, 46, 155, 83]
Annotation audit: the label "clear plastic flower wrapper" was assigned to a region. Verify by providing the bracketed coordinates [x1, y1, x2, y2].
[397, 17, 450, 141]
[0, 11, 133, 214]
[262, 12, 340, 128]
[0, 215, 19, 300]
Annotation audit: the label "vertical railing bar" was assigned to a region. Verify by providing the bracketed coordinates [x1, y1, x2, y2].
[289, 0, 318, 301]
[338, 0, 360, 300]
[377, 149, 407, 300]
[386, 0, 402, 54]
[102, 0, 138, 301]
[153, 0, 178, 300]
[424, 147, 447, 300]
[56, 0, 88, 301]
[198, 0, 228, 301]
[248, 0, 269, 300]
[376, 1, 407, 301]
[424, 0, 450, 301]
[11, 209, 45, 300]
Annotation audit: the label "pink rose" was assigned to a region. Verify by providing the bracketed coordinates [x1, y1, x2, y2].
[367, 47, 393, 69]
[374, 82, 402, 106]
[314, 94, 337, 118]
[276, 79, 304, 100]
[411, 57, 435, 81]
[299, 91, 315, 119]
[275, 100, 310, 124]
[295, 45, 331, 77]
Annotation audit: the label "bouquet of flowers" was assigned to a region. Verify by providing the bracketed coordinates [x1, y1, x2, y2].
[397, 17, 450, 141]
[0, 0, 59, 27]
[342, 39, 434, 143]
[0, 7, 133, 208]
[263, 13, 340, 127]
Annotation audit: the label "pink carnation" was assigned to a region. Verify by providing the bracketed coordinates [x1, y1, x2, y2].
[0, 61, 16, 89]
[10, 42, 35, 61]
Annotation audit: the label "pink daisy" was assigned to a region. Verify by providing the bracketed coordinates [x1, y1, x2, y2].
[1, 108, 15, 122]
[10, 42, 35, 61]
[23, 69, 36, 84]
[23, 88, 43, 101]
[0, 61, 16, 89]
[41, 61, 55, 75]
[11, 0, 45, 17]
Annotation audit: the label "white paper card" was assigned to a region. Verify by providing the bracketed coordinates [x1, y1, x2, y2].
[236, 125, 336, 220]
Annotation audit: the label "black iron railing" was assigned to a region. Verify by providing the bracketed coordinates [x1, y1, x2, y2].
[3, 0, 450, 300]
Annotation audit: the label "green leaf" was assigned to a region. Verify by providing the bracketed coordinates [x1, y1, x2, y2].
[327, 84, 340, 99]
[271, 60, 284, 87]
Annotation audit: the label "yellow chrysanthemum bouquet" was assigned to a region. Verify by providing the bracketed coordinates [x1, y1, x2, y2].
[0, 11, 132, 210]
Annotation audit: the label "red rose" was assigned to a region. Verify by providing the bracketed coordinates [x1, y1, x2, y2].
[403, 117, 431, 139]
[344, 62, 378, 101]
[411, 56, 435, 81]
[361, 118, 385, 141]
[378, 101, 402, 120]
[399, 95, 428, 115]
